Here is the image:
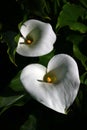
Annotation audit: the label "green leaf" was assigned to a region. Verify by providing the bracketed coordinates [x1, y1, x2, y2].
[80, 0, 87, 8]
[39, 50, 55, 66]
[67, 34, 83, 44]
[14, 33, 20, 43]
[20, 115, 37, 130]
[18, 15, 28, 30]
[14, 93, 31, 107]
[67, 34, 87, 70]
[0, 95, 24, 108]
[0, 92, 31, 115]
[9, 71, 25, 92]
[70, 22, 87, 33]
[56, 3, 87, 32]
[0, 94, 25, 115]
[73, 44, 87, 70]
[81, 72, 87, 85]
[8, 71, 32, 107]
[74, 90, 83, 112]
[3, 31, 18, 65]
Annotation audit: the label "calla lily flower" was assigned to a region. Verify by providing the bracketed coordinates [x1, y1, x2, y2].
[20, 54, 80, 114]
[16, 19, 56, 57]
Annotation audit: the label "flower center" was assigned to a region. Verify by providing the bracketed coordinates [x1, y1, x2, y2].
[46, 77, 52, 83]
[43, 72, 57, 83]
[25, 37, 33, 45]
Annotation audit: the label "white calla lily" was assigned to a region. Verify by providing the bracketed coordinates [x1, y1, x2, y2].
[16, 19, 56, 57]
[20, 54, 80, 114]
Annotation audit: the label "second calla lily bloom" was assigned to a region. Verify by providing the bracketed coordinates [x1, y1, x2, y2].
[20, 54, 80, 114]
[16, 19, 56, 57]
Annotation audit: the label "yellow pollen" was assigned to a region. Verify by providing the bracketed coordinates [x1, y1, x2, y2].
[43, 72, 57, 84]
[47, 77, 52, 83]
[26, 39, 33, 45]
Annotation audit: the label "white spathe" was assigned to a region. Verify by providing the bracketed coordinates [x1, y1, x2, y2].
[20, 54, 80, 114]
[16, 19, 56, 57]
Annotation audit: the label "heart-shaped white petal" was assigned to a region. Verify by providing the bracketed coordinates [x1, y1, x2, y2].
[16, 19, 56, 57]
[20, 54, 80, 114]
